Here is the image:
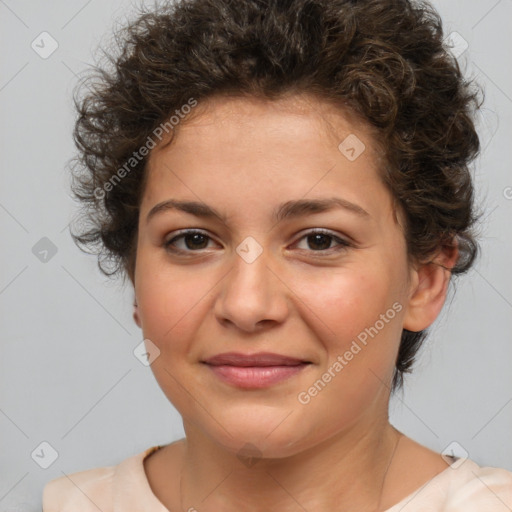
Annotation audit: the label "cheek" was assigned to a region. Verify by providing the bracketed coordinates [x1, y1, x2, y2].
[134, 263, 216, 409]
[135, 259, 213, 350]
[296, 264, 406, 396]
[292, 270, 404, 424]
[299, 267, 401, 344]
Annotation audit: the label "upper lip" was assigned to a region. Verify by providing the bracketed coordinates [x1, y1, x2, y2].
[202, 352, 311, 367]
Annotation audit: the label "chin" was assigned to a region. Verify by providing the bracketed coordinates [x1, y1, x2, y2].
[200, 414, 318, 460]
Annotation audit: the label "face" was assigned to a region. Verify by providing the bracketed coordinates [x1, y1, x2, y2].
[134, 94, 415, 457]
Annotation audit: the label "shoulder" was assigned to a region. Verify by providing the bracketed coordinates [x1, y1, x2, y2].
[42, 446, 162, 512]
[42, 464, 115, 512]
[444, 462, 512, 511]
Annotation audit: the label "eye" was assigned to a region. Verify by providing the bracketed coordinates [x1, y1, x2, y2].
[294, 229, 351, 253]
[163, 228, 351, 256]
[164, 229, 218, 253]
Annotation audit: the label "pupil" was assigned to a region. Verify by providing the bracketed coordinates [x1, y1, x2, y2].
[186, 233, 208, 249]
[309, 234, 331, 250]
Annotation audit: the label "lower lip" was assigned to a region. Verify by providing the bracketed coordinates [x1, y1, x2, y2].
[205, 364, 310, 388]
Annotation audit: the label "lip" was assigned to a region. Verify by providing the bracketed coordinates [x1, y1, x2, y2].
[203, 352, 310, 366]
[202, 352, 312, 389]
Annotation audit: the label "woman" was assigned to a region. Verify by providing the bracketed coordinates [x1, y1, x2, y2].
[43, 0, 512, 510]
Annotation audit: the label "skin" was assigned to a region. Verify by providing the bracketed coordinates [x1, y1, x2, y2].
[132, 94, 457, 511]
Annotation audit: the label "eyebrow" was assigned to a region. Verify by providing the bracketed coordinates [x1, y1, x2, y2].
[146, 197, 370, 225]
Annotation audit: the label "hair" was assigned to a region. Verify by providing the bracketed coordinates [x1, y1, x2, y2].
[70, 0, 482, 391]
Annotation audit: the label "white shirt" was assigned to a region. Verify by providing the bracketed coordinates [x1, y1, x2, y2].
[42, 445, 512, 511]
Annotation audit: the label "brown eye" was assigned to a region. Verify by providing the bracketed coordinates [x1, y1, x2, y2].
[295, 229, 351, 253]
[164, 230, 215, 253]
[306, 233, 334, 251]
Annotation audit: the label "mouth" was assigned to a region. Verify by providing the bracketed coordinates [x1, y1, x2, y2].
[202, 352, 312, 388]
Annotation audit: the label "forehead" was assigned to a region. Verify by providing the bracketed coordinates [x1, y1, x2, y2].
[140, 93, 391, 223]
[153, 93, 380, 154]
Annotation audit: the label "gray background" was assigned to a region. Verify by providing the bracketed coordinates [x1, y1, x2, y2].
[1, 0, 511, 510]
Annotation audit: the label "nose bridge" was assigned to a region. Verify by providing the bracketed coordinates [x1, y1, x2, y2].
[215, 237, 288, 331]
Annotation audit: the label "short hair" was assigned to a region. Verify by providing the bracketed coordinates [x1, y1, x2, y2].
[70, 0, 481, 391]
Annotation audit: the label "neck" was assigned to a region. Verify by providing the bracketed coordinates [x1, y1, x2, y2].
[179, 418, 401, 512]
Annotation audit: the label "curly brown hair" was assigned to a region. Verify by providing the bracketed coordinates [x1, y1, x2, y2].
[70, 0, 481, 391]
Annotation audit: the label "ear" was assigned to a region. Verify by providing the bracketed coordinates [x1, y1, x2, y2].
[133, 299, 142, 328]
[403, 242, 459, 332]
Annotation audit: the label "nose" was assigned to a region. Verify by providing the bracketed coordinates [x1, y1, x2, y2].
[214, 247, 289, 334]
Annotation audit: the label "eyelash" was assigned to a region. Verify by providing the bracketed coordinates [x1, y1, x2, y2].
[163, 229, 351, 256]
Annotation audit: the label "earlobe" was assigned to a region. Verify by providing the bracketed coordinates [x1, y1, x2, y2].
[403, 243, 458, 332]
